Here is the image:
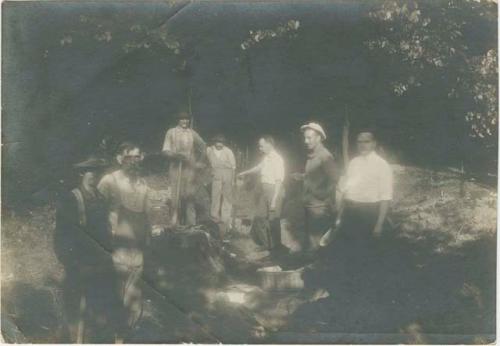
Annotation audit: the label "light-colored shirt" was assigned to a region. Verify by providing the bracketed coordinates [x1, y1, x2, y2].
[258, 150, 285, 185]
[97, 170, 150, 250]
[162, 126, 206, 160]
[97, 170, 150, 213]
[341, 151, 393, 203]
[207, 146, 236, 170]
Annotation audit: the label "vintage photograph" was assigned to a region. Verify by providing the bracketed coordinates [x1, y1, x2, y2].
[1, 0, 497, 344]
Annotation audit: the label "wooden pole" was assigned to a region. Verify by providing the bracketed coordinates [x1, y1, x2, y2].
[342, 105, 350, 168]
[188, 87, 194, 129]
[172, 161, 183, 226]
[76, 293, 86, 343]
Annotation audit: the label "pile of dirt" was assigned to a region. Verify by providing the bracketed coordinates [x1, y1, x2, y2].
[391, 165, 496, 250]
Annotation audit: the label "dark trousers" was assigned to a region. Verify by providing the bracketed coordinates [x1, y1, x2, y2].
[304, 204, 333, 251]
[252, 183, 284, 251]
[327, 200, 381, 288]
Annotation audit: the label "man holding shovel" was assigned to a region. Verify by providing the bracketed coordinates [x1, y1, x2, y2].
[291, 122, 340, 252]
[162, 111, 207, 226]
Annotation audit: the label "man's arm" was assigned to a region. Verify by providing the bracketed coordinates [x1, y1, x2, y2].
[324, 154, 341, 211]
[228, 149, 237, 182]
[373, 161, 393, 236]
[193, 130, 207, 156]
[238, 161, 262, 177]
[162, 129, 173, 154]
[97, 175, 118, 236]
[373, 201, 389, 236]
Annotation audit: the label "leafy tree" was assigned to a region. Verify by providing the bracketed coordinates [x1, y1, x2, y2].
[366, 0, 497, 141]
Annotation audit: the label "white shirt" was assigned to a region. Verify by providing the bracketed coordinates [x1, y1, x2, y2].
[258, 150, 285, 185]
[97, 170, 149, 213]
[341, 151, 393, 203]
[207, 146, 236, 170]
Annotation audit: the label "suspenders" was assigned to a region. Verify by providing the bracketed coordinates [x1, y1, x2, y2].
[71, 188, 87, 227]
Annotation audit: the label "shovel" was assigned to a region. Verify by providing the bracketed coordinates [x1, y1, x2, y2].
[319, 217, 342, 247]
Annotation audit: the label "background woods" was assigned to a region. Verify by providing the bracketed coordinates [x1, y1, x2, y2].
[3, 0, 497, 206]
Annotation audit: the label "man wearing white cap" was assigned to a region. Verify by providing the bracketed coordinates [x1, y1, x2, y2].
[292, 122, 339, 251]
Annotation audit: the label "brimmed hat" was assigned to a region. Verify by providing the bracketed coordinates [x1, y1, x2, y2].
[300, 122, 327, 140]
[211, 134, 226, 144]
[176, 111, 191, 120]
[73, 156, 108, 171]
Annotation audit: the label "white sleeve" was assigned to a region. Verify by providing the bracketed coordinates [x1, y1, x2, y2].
[228, 149, 236, 169]
[97, 174, 113, 200]
[162, 129, 173, 152]
[275, 156, 285, 183]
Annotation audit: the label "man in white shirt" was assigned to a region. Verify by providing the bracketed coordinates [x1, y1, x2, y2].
[337, 129, 393, 238]
[206, 134, 236, 234]
[238, 136, 285, 255]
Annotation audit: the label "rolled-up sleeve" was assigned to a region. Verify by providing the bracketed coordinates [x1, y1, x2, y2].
[275, 155, 285, 183]
[228, 149, 236, 170]
[162, 129, 173, 153]
[379, 162, 393, 201]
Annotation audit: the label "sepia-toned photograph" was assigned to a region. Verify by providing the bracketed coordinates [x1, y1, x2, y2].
[1, 0, 497, 344]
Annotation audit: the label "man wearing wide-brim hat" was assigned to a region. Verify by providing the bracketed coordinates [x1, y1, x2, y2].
[291, 122, 340, 251]
[162, 111, 207, 226]
[54, 155, 114, 342]
[206, 134, 236, 235]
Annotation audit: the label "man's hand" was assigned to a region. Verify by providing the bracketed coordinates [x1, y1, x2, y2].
[270, 199, 277, 211]
[195, 161, 206, 169]
[152, 225, 164, 237]
[373, 223, 383, 238]
[290, 172, 304, 181]
[237, 172, 246, 178]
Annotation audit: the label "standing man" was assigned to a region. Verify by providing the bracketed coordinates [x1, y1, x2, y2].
[206, 134, 236, 235]
[292, 122, 340, 251]
[328, 129, 393, 293]
[238, 136, 285, 256]
[55, 156, 113, 343]
[337, 129, 393, 241]
[162, 111, 207, 226]
[97, 142, 151, 342]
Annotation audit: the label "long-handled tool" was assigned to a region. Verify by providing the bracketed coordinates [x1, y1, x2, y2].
[76, 293, 86, 343]
[319, 205, 344, 247]
[171, 161, 183, 225]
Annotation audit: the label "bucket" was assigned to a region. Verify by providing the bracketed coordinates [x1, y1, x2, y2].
[257, 266, 304, 291]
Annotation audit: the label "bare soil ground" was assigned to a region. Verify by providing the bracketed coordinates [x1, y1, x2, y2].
[1, 165, 496, 343]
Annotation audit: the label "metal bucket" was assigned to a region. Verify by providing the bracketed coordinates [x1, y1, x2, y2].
[257, 266, 305, 291]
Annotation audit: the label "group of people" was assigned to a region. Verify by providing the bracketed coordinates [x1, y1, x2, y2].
[54, 110, 393, 342]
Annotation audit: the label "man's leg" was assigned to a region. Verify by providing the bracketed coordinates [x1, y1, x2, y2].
[168, 164, 181, 225]
[251, 184, 271, 248]
[211, 178, 223, 220]
[267, 185, 284, 253]
[305, 205, 331, 251]
[112, 249, 144, 341]
[182, 167, 197, 226]
[220, 175, 233, 230]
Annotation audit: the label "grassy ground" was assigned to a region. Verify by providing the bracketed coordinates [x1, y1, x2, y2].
[1, 165, 496, 343]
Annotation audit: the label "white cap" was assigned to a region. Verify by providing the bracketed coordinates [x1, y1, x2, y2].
[300, 122, 326, 140]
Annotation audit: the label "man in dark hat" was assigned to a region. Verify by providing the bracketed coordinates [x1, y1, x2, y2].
[55, 155, 114, 342]
[162, 111, 207, 225]
[206, 134, 236, 235]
